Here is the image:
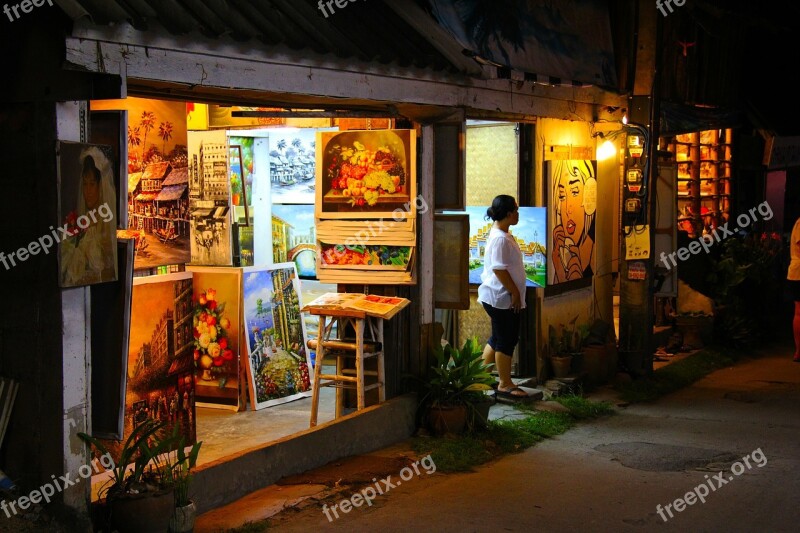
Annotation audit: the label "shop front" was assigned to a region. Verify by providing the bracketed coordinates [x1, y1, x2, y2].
[1, 1, 629, 523]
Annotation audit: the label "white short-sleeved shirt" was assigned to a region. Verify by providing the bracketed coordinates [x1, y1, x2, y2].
[788, 218, 800, 280]
[477, 228, 527, 309]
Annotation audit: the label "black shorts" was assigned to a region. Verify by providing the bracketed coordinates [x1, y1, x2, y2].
[789, 279, 800, 302]
[482, 302, 521, 354]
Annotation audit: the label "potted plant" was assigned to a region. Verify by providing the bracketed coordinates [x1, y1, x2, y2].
[165, 437, 202, 533]
[78, 419, 183, 533]
[417, 335, 496, 435]
[548, 317, 587, 379]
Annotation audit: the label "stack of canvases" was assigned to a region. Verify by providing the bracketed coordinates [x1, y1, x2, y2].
[315, 130, 422, 284]
[314, 129, 417, 284]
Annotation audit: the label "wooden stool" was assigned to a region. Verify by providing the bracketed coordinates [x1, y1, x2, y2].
[307, 308, 385, 427]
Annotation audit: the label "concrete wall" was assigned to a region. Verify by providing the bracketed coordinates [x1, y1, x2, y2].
[189, 394, 418, 515]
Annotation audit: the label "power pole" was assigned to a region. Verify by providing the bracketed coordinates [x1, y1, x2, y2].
[618, 1, 661, 376]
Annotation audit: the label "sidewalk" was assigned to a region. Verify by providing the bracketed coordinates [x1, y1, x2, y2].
[194, 343, 712, 532]
[203, 340, 799, 532]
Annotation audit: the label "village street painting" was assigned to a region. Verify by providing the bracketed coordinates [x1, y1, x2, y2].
[242, 265, 311, 410]
[92, 97, 191, 270]
[269, 128, 319, 204]
[188, 130, 232, 266]
[272, 204, 317, 279]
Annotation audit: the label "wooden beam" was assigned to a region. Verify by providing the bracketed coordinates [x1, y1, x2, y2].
[65, 23, 626, 121]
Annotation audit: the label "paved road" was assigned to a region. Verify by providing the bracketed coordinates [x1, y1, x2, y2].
[266, 346, 800, 532]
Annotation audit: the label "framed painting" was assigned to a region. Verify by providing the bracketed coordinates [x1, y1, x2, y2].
[268, 128, 320, 205]
[315, 129, 417, 219]
[272, 203, 318, 279]
[318, 243, 413, 271]
[110, 272, 197, 460]
[57, 140, 119, 288]
[186, 266, 243, 411]
[434, 214, 469, 310]
[460, 206, 547, 288]
[188, 130, 233, 266]
[242, 263, 312, 410]
[546, 160, 597, 287]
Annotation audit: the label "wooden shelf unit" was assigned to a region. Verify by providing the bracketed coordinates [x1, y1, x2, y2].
[665, 128, 732, 234]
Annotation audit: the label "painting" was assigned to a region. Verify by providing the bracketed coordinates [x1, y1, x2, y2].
[547, 160, 597, 285]
[91, 97, 191, 271]
[272, 204, 318, 279]
[57, 141, 118, 288]
[316, 129, 417, 219]
[186, 266, 243, 411]
[188, 130, 233, 266]
[269, 128, 319, 204]
[116, 272, 196, 459]
[461, 206, 546, 288]
[242, 264, 312, 410]
[228, 136, 254, 210]
[434, 214, 469, 310]
[318, 243, 413, 271]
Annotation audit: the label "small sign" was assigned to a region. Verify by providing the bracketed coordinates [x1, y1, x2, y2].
[625, 226, 651, 260]
[628, 261, 647, 280]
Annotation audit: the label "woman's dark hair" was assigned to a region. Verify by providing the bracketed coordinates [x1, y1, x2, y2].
[485, 194, 517, 221]
[82, 155, 101, 183]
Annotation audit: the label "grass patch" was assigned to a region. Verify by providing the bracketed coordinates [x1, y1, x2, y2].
[412, 395, 612, 473]
[616, 347, 736, 403]
[554, 394, 615, 419]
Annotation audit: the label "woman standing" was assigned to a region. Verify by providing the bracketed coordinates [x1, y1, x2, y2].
[477, 195, 528, 399]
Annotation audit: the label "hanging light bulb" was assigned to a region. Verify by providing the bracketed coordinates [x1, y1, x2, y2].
[622, 114, 628, 125]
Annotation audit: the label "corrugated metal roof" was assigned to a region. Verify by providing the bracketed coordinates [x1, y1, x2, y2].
[155, 185, 187, 201]
[162, 167, 189, 186]
[57, 0, 463, 73]
[142, 161, 172, 180]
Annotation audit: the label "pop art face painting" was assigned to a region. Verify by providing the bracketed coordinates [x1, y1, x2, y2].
[550, 160, 597, 284]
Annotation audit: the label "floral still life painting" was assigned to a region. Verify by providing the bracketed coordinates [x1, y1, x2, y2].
[187, 266, 242, 410]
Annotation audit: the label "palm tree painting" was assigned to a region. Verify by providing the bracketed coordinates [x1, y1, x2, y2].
[139, 110, 156, 167]
[159, 121, 174, 155]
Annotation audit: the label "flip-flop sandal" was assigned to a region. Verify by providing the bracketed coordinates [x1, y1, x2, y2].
[496, 386, 528, 400]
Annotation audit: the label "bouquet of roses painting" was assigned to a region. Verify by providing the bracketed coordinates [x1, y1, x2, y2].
[193, 288, 235, 382]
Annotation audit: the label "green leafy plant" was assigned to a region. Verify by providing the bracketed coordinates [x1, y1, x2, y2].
[548, 316, 590, 356]
[421, 336, 496, 409]
[78, 419, 178, 500]
[156, 435, 202, 508]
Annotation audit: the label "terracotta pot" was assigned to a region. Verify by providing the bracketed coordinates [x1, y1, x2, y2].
[109, 488, 174, 533]
[427, 404, 467, 435]
[551, 355, 572, 378]
[169, 501, 197, 533]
